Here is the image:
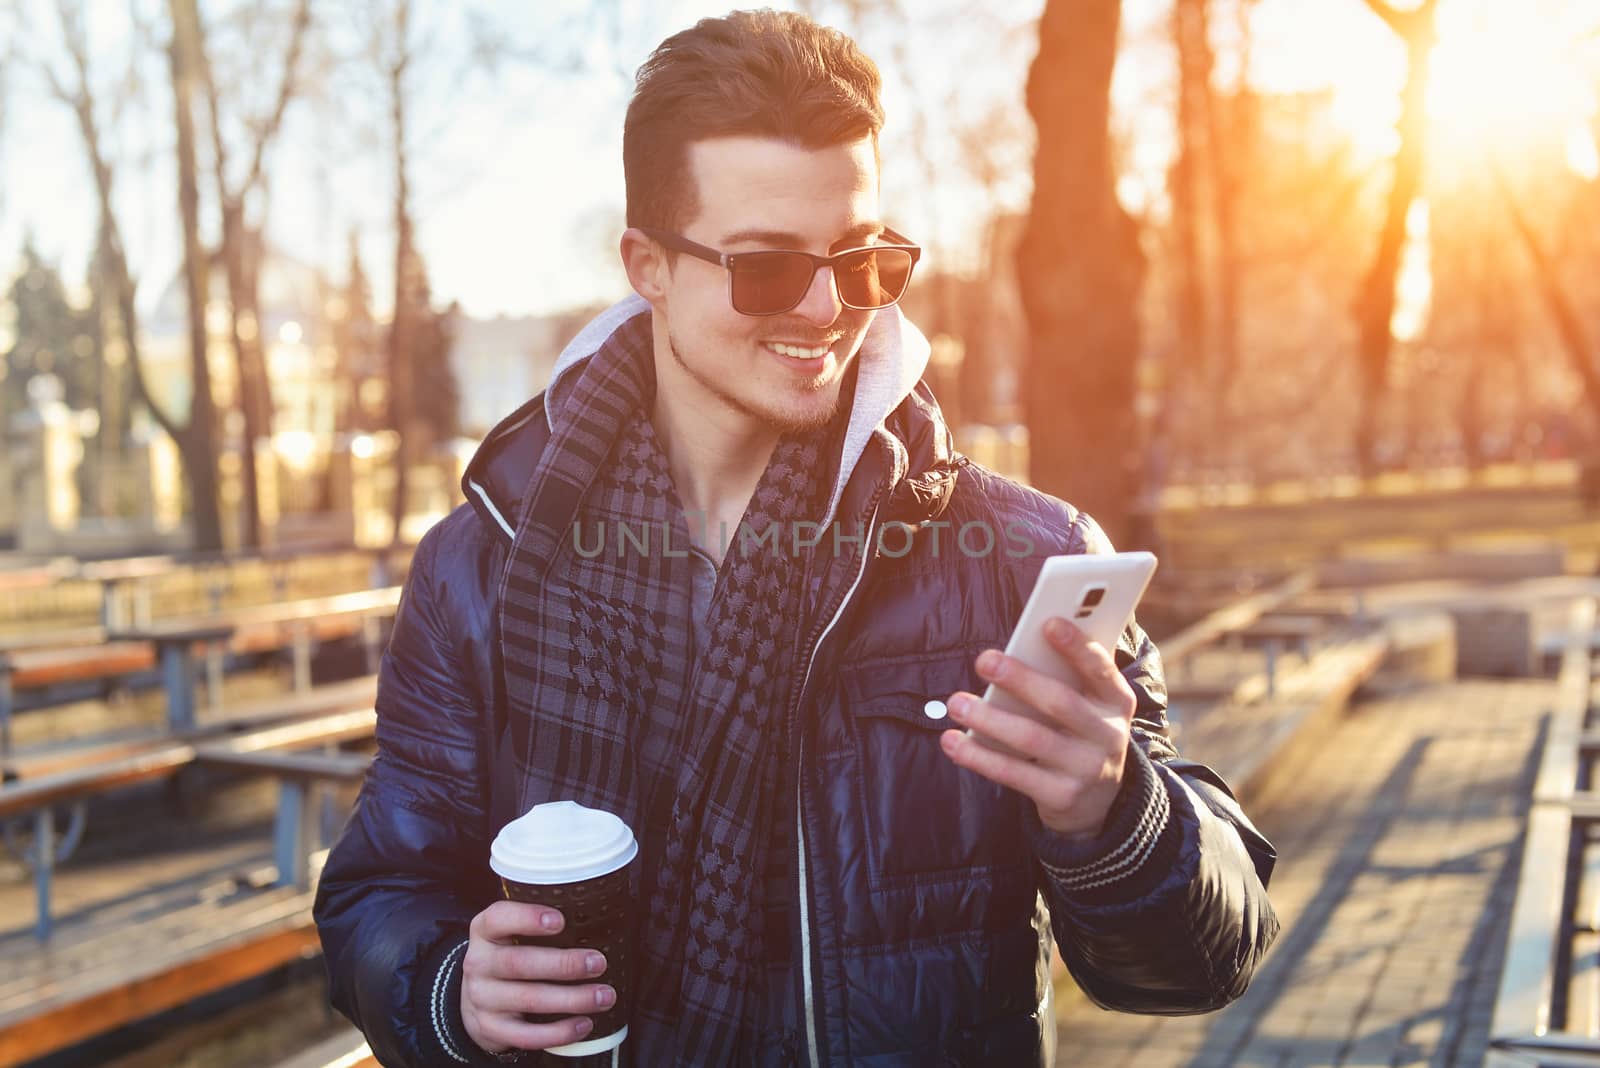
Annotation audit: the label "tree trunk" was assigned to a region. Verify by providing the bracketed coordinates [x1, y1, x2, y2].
[387, 0, 415, 547]
[1016, 0, 1145, 547]
[1171, 0, 1210, 388]
[1354, 0, 1436, 477]
[218, 201, 272, 548]
[51, 0, 221, 551]
[1145, 0, 1213, 492]
[1209, 2, 1253, 451]
[195, 0, 307, 549]
[170, 0, 224, 551]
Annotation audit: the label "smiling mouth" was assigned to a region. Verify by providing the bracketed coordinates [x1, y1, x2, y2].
[764, 341, 830, 360]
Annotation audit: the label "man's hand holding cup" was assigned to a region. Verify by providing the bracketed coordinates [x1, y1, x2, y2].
[461, 900, 614, 1055]
[468, 800, 638, 1059]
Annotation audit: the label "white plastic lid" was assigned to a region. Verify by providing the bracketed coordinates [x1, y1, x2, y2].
[490, 800, 638, 885]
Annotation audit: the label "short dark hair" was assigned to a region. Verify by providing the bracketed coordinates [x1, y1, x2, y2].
[623, 8, 885, 234]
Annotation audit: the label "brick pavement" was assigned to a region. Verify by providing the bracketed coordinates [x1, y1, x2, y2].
[1054, 678, 1556, 1067]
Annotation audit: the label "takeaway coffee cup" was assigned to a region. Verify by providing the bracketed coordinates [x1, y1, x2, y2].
[489, 800, 638, 1058]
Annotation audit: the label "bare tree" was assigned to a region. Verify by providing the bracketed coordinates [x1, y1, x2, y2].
[378, 0, 420, 547]
[1017, 0, 1145, 546]
[195, 0, 313, 548]
[41, 0, 225, 550]
[1170, 0, 1213, 390]
[1209, 0, 1256, 423]
[168, 0, 226, 550]
[1352, 0, 1437, 476]
[1495, 168, 1600, 449]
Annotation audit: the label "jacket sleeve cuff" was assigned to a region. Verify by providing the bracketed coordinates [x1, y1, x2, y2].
[419, 936, 529, 1066]
[1028, 742, 1182, 907]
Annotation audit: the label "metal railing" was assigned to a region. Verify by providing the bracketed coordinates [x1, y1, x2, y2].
[1488, 597, 1600, 1066]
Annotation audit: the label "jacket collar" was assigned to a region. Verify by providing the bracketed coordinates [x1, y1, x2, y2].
[462, 296, 963, 543]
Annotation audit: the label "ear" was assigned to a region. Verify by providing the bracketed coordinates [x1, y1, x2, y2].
[620, 228, 670, 307]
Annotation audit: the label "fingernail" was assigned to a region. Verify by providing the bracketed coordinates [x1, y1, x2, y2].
[596, 985, 616, 1008]
[576, 1017, 594, 1036]
[946, 695, 967, 721]
[541, 911, 560, 931]
[1048, 618, 1073, 639]
[586, 952, 605, 975]
[977, 650, 1001, 674]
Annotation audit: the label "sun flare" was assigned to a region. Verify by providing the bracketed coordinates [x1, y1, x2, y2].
[1320, 0, 1597, 174]
[1426, 0, 1596, 162]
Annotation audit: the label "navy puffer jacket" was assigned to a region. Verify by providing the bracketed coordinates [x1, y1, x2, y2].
[314, 307, 1280, 1067]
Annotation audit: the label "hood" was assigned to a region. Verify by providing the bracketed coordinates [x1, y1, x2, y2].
[462, 294, 964, 541]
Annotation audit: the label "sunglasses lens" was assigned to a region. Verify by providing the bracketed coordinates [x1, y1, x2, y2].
[731, 252, 816, 315]
[728, 247, 916, 314]
[837, 248, 913, 309]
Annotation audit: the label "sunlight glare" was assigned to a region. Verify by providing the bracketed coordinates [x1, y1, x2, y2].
[1392, 200, 1432, 343]
[1566, 127, 1600, 181]
[1310, 0, 1597, 168]
[1425, 1, 1596, 161]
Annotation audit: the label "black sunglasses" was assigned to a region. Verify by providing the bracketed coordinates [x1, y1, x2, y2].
[639, 226, 922, 316]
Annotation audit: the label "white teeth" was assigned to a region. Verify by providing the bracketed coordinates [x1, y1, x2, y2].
[766, 342, 831, 360]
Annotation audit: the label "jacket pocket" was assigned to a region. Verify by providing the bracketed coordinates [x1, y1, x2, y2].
[841, 647, 1031, 886]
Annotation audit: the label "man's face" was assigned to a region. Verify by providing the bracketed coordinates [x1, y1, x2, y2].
[653, 135, 882, 435]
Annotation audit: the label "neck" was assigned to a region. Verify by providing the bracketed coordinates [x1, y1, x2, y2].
[649, 381, 780, 558]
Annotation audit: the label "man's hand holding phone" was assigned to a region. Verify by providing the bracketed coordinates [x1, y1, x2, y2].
[939, 617, 1137, 840]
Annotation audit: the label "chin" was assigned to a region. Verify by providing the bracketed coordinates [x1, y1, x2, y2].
[759, 391, 844, 434]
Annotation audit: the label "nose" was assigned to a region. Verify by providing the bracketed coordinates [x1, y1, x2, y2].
[792, 263, 843, 326]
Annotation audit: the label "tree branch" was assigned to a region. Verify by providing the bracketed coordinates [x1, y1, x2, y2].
[240, 0, 310, 199]
[1492, 160, 1600, 420]
[1360, 0, 1436, 42]
[50, 0, 187, 445]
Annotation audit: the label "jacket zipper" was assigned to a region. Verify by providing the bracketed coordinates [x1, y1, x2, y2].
[791, 495, 883, 1068]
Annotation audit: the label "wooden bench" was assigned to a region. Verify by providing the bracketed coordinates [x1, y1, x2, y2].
[77, 555, 180, 629]
[107, 586, 400, 729]
[0, 858, 324, 1067]
[0, 679, 382, 1063]
[0, 587, 400, 766]
[102, 621, 241, 734]
[0, 699, 376, 940]
[0, 635, 148, 762]
[194, 746, 372, 891]
[6, 675, 377, 781]
[1157, 570, 1317, 667]
[270, 1029, 376, 1068]
[213, 586, 401, 690]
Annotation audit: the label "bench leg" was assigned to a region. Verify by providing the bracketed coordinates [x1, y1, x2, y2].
[275, 781, 311, 889]
[361, 615, 383, 676]
[204, 641, 225, 713]
[0, 670, 13, 770]
[34, 808, 54, 941]
[292, 624, 313, 693]
[101, 580, 122, 630]
[161, 644, 198, 732]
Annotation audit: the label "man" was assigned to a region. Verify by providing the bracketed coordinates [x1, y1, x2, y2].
[314, 9, 1280, 1067]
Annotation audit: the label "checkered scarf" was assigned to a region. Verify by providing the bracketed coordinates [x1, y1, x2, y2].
[497, 313, 845, 1065]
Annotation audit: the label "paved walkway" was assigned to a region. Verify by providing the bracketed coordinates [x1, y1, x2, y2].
[1055, 676, 1555, 1067]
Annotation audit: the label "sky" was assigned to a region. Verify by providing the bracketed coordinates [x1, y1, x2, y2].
[2, 0, 1596, 330]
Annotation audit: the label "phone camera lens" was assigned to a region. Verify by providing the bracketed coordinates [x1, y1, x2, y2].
[1081, 587, 1106, 608]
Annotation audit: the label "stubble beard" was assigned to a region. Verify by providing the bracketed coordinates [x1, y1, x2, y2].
[667, 330, 842, 434]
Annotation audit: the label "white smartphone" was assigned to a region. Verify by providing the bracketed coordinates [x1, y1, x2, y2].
[967, 551, 1158, 757]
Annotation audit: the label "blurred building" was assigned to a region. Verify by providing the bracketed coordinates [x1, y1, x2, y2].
[449, 312, 566, 438]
